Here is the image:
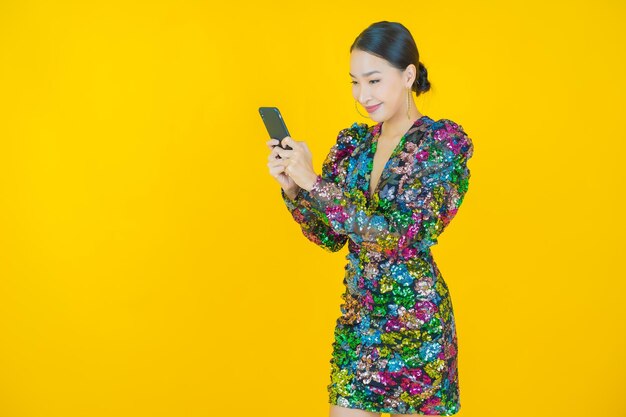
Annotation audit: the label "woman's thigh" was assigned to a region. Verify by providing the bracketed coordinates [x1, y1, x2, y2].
[329, 404, 381, 417]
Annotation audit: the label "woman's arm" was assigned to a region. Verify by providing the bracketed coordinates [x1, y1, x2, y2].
[306, 120, 474, 259]
[280, 186, 348, 252]
[280, 123, 366, 253]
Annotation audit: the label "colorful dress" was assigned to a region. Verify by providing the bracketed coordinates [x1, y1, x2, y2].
[280, 115, 473, 415]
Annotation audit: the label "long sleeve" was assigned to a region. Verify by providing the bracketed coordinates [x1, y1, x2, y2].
[280, 187, 347, 252]
[307, 119, 474, 259]
[280, 122, 368, 253]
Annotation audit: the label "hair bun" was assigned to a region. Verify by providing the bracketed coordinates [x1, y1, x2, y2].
[413, 62, 431, 94]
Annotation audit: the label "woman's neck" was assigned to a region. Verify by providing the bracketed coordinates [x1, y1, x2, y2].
[379, 106, 423, 140]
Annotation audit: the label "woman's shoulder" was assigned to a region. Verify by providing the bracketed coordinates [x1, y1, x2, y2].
[425, 117, 473, 160]
[335, 121, 371, 147]
[428, 117, 468, 135]
[321, 122, 370, 180]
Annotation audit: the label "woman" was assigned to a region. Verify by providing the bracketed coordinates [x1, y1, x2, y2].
[266, 21, 473, 416]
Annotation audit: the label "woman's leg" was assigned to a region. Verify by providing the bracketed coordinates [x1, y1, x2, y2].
[329, 404, 381, 417]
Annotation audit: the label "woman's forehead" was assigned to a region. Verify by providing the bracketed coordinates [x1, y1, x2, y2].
[350, 51, 390, 75]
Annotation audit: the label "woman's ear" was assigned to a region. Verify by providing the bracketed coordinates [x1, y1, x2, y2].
[404, 64, 417, 87]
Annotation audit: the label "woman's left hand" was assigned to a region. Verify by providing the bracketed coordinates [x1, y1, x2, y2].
[275, 136, 319, 192]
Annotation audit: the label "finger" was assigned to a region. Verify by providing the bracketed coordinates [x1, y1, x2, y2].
[268, 157, 284, 168]
[281, 136, 294, 148]
[268, 164, 284, 175]
[274, 161, 288, 173]
[276, 147, 294, 159]
[266, 140, 281, 152]
[268, 157, 285, 168]
[270, 145, 286, 159]
[269, 146, 280, 159]
[269, 152, 287, 165]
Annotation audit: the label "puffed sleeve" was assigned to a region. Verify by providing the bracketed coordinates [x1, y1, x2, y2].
[280, 122, 367, 253]
[306, 119, 474, 259]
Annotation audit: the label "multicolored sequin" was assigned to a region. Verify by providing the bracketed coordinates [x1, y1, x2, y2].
[281, 116, 473, 415]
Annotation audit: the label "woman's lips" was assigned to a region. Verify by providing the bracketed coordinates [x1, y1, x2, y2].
[365, 103, 382, 113]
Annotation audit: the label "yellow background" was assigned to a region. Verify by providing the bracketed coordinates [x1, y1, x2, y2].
[1, 1, 624, 416]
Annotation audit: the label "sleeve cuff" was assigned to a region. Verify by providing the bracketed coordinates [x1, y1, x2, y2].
[308, 174, 340, 206]
[281, 186, 308, 212]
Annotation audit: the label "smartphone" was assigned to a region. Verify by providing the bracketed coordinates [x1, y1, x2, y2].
[258, 106, 293, 151]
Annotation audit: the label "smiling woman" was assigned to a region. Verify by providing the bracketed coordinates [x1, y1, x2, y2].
[349, 23, 431, 129]
[267, 20, 473, 417]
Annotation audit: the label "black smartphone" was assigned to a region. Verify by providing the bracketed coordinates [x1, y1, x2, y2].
[258, 106, 293, 151]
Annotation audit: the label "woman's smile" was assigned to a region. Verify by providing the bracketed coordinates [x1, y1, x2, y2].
[365, 103, 382, 113]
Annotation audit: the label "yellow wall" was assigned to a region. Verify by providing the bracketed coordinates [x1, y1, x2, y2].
[0, 1, 624, 416]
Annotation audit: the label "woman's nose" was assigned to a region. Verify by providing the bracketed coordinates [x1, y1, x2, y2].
[358, 87, 371, 105]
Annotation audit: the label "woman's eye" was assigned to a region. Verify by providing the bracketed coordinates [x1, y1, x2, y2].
[351, 80, 380, 85]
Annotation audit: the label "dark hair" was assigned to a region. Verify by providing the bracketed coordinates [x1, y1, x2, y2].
[350, 21, 431, 97]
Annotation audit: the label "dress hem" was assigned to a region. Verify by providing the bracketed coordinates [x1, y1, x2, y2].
[328, 397, 461, 416]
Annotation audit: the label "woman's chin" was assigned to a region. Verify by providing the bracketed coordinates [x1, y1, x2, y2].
[368, 113, 384, 123]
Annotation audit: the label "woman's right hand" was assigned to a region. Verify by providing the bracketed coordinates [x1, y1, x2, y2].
[266, 138, 299, 194]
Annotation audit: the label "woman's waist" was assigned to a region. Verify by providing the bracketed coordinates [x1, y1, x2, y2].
[342, 249, 447, 301]
[347, 239, 434, 265]
[347, 239, 433, 262]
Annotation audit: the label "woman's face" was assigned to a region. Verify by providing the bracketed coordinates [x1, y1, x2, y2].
[349, 49, 415, 124]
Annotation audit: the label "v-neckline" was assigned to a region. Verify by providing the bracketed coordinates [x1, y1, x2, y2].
[366, 115, 429, 202]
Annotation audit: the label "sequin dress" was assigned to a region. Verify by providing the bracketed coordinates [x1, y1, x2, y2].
[280, 115, 473, 415]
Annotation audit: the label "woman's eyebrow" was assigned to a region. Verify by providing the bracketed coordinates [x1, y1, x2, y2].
[349, 70, 382, 77]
